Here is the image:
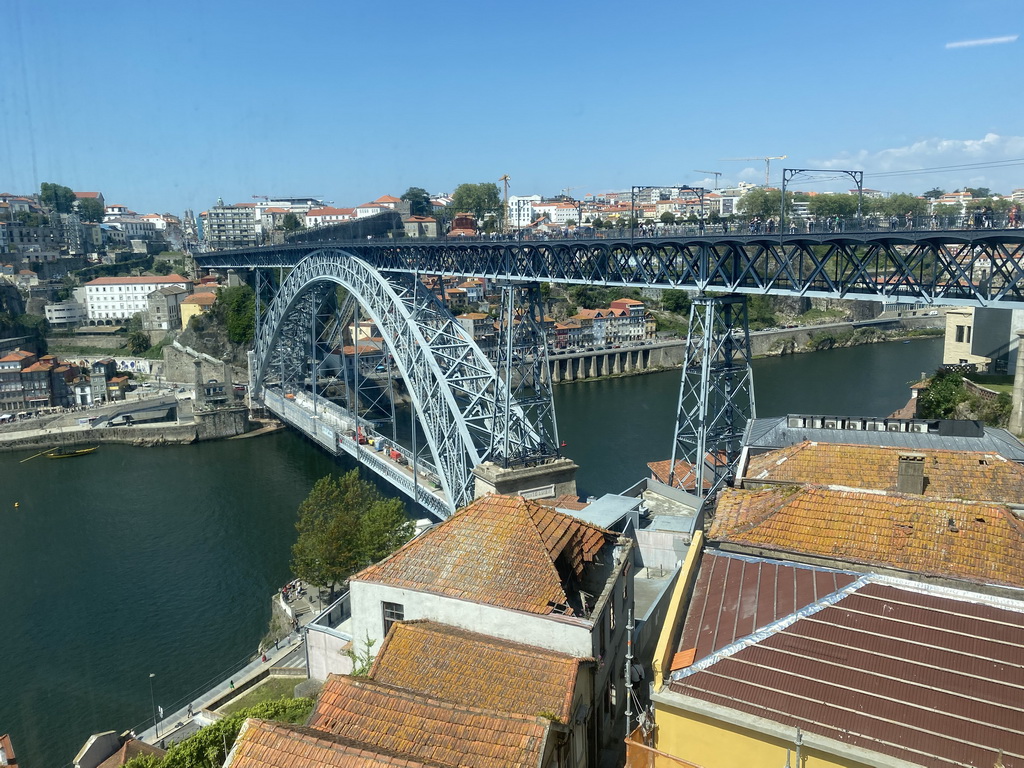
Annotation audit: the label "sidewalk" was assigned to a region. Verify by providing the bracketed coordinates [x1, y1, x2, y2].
[137, 588, 323, 748]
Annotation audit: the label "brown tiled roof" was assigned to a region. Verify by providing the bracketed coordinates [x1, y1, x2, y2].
[675, 551, 859, 666]
[226, 719, 442, 768]
[711, 485, 1024, 588]
[309, 676, 549, 768]
[744, 441, 1024, 503]
[534, 494, 589, 512]
[669, 579, 1024, 768]
[369, 620, 581, 722]
[352, 494, 610, 615]
[96, 739, 165, 768]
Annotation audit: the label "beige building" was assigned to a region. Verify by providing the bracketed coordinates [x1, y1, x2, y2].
[942, 307, 990, 368]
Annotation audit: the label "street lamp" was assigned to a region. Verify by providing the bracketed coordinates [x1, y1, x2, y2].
[149, 673, 159, 738]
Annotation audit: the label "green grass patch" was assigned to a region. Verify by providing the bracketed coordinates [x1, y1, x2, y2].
[220, 677, 302, 716]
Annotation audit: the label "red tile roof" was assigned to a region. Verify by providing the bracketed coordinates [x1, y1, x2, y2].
[226, 719, 440, 768]
[309, 676, 550, 768]
[96, 738, 165, 768]
[669, 578, 1024, 768]
[743, 441, 1024, 503]
[369, 620, 582, 722]
[352, 494, 610, 616]
[711, 485, 1024, 588]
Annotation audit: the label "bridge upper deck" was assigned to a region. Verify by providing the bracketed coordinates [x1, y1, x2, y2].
[195, 228, 1024, 308]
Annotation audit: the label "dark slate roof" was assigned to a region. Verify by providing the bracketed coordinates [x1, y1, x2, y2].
[744, 415, 1024, 462]
[669, 575, 1024, 768]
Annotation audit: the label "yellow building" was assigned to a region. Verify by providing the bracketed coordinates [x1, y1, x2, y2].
[179, 292, 217, 327]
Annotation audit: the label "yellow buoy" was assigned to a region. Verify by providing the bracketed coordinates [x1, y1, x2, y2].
[13, 502, 19, 508]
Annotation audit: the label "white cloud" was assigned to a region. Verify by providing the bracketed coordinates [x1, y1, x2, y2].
[945, 35, 1018, 49]
[810, 134, 1024, 193]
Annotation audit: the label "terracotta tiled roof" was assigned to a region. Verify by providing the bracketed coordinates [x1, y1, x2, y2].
[352, 494, 610, 615]
[669, 578, 1024, 768]
[226, 719, 441, 768]
[534, 494, 589, 511]
[648, 457, 726, 491]
[309, 676, 549, 768]
[182, 293, 217, 306]
[369, 620, 582, 722]
[711, 485, 1024, 588]
[96, 738, 165, 768]
[743, 441, 1024, 504]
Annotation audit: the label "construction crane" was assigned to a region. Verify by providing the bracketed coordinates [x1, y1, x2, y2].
[693, 170, 722, 190]
[251, 195, 270, 202]
[561, 186, 578, 199]
[499, 174, 511, 232]
[719, 156, 787, 186]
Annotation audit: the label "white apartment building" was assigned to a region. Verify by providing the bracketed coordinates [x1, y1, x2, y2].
[306, 206, 355, 228]
[44, 301, 87, 327]
[83, 274, 191, 324]
[533, 200, 580, 225]
[202, 203, 261, 250]
[506, 194, 541, 228]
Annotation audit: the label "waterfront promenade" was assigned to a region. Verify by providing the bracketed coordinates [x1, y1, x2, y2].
[134, 588, 322, 748]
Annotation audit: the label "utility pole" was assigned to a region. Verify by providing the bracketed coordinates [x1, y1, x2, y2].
[499, 175, 511, 232]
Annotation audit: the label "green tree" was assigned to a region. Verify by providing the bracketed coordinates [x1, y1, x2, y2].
[877, 193, 928, 218]
[661, 290, 691, 314]
[917, 369, 967, 419]
[40, 182, 77, 213]
[291, 470, 414, 590]
[281, 212, 302, 231]
[660, 211, 676, 225]
[14, 210, 46, 227]
[807, 193, 859, 219]
[77, 197, 105, 222]
[400, 186, 432, 217]
[450, 182, 502, 221]
[214, 285, 256, 345]
[922, 187, 945, 200]
[125, 698, 314, 768]
[746, 295, 777, 330]
[965, 187, 992, 198]
[127, 330, 151, 355]
[738, 188, 792, 219]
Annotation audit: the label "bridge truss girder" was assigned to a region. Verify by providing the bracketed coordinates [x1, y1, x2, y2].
[670, 294, 755, 499]
[200, 233, 1024, 308]
[251, 251, 550, 511]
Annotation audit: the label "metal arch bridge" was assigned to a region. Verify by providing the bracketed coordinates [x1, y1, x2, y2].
[244, 251, 555, 519]
[197, 228, 1024, 308]
[197, 228, 1024, 514]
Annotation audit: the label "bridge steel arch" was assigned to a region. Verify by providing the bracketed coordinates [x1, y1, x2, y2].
[252, 250, 547, 512]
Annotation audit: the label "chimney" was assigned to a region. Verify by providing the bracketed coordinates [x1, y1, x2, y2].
[897, 453, 926, 495]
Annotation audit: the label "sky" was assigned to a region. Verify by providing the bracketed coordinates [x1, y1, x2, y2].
[1, 0, 1022, 215]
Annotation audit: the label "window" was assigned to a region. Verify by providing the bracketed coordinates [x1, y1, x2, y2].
[381, 601, 404, 636]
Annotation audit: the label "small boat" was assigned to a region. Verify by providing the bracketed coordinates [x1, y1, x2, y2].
[46, 445, 98, 459]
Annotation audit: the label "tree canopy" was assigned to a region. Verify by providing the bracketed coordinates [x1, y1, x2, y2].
[281, 212, 302, 231]
[76, 197, 105, 222]
[401, 186, 433, 217]
[40, 182, 77, 213]
[737, 188, 792, 219]
[916, 369, 967, 419]
[450, 182, 502, 221]
[291, 470, 414, 589]
[214, 284, 255, 345]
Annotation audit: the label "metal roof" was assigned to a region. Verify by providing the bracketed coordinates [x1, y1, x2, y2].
[745, 415, 1024, 462]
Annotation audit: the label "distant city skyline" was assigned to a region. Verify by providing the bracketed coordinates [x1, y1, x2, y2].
[2, 0, 1021, 216]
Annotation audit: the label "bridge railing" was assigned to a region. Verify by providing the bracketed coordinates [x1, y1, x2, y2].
[262, 388, 452, 518]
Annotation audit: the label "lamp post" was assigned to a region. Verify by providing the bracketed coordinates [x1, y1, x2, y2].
[149, 673, 159, 738]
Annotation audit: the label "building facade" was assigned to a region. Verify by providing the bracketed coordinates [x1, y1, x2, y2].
[83, 275, 191, 324]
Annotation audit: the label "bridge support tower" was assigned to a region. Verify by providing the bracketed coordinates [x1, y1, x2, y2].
[670, 294, 755, 500]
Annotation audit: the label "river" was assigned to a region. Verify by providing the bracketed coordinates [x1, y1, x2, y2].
[0, 337, 942, 767]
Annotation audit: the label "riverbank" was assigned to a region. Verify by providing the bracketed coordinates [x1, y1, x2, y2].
[0, 401, 253, 453]
[549, 316, 944, 385]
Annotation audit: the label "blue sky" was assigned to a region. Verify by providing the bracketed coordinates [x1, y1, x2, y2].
[1, 0, 1021, 215]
